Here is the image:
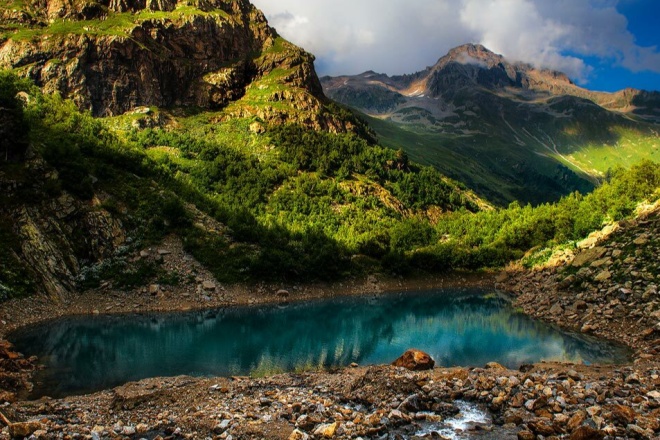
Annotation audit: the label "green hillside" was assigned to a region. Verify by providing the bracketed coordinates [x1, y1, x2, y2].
[2, 72, 659, 300]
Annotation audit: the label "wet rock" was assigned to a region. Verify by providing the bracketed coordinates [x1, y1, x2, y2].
[399, 394, 425, 412]
[392, 349, 435, 371]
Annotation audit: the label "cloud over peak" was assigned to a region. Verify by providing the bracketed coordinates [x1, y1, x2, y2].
[253, 0, 660, 86]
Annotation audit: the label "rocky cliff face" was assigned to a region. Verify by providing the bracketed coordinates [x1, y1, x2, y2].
[0, 0, 329, 123]
[1, 147, 125, 300]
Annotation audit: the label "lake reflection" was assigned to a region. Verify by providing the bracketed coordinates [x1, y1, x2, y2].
[11, 289, 630, 398]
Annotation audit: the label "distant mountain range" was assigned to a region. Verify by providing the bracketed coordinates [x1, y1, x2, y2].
[322, 44, 660, 204]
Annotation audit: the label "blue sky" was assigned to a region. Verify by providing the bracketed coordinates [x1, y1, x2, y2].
[252, 0, 660, 92]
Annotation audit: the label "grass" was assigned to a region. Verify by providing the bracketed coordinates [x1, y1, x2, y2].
[4, 5, 230, 40]
[564, 126, 660, 175]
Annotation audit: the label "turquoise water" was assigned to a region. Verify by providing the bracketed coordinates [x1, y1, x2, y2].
[10, 289, 630, 398]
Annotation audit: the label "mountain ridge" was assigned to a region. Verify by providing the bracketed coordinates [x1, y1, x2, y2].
[322, 44, 660, 205]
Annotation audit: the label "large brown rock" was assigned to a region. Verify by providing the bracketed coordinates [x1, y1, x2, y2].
[608, 404, 636, 425]
[8, 421, 43, 438]
[569, 426, 605, 440]
[392, 349, 435, 371]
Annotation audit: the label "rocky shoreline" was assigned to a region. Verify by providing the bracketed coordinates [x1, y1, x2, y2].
[0, 208, 659, 439]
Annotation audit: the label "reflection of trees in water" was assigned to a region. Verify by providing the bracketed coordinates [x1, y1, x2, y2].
[10, 289, 629, 398]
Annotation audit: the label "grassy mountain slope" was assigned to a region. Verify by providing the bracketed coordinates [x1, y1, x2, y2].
[322, 44, 660, 206]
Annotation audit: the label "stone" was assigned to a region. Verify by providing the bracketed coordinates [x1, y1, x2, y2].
[157, 249, 171, 255]
[149, 284, 160, 295]
[594, 270, 612, 282]
[608, 404, 636, 425]
[531, 396, 548, 411]
[549, 303, 564, 315]
[572, 247, 607, 268]
[528, 420, 555, 436]
[569, 426, 605, 440]
[567, 410, 587, 432]
[573, 301, 588, 312]
[559, 275, 577, 289]
[392, 349, 435, 371]
[277, 289, 290, 298]
[517, 430, 535, 440]
[647, 390, 660, 400]
[313, 422, 338, 438]
[288, 429, 309, 440]
[8, 422, 43, 438]
[484, 361, 507, 370]
[627, 424, 654, 438]
[399, 394, 424, 412]
[202, 281, 216, 291]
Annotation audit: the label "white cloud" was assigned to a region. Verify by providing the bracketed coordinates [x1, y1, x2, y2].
[251, 0, 660, 84]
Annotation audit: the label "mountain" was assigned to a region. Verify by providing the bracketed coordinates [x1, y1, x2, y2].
[322, 44, 660, 205]
[0, 0, 359, 132]
[0, 1, 486, 299]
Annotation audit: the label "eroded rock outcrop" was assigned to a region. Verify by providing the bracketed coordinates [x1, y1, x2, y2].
[0, 0, 337, 129]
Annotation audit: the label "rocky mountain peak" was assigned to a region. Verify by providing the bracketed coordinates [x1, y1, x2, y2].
[435, 43, 503, 70]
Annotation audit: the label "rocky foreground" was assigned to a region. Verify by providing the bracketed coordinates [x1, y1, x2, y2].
[0, 206, 659, 439]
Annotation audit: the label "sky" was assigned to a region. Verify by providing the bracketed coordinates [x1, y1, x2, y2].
[251, 0, 660, 92]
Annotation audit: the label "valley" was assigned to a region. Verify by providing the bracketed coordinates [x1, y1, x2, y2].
[0, 0, 659, 439]
[322, 44, 660, 205]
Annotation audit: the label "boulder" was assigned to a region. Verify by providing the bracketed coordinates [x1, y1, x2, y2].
[8, 422, 43, 438]
[571, 247, 607, 268]
[313, 422, 338, 438]
[608, 404, 636, 425]
[392, 349, 435, 371]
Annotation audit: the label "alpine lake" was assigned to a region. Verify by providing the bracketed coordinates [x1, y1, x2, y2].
[10, 288, 631, 399]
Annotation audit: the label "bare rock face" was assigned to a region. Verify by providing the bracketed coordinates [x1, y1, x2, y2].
[392, 349, 435, 371]
[0, 0, 329, 124]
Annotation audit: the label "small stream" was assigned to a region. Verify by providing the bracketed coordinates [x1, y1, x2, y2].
[10, 288, 630, 398]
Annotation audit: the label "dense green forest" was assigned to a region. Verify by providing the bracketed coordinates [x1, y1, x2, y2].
[1, 71, 659, 298]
